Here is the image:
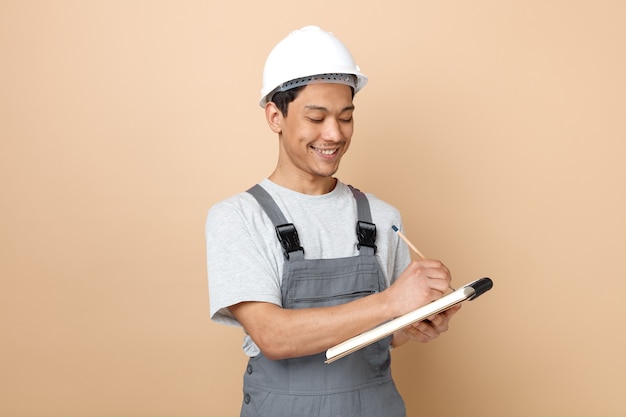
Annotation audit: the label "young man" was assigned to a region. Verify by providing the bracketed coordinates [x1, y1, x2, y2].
[206, 26, 459, 417]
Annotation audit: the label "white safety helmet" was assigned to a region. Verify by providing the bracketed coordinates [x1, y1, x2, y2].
[259, 25, 368, 107]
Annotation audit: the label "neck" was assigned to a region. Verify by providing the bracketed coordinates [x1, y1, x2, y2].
[268, 171, 337, 195]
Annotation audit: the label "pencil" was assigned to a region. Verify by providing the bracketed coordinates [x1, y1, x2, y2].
[391, 225, 455, 291]
[391, 225, 426, 260]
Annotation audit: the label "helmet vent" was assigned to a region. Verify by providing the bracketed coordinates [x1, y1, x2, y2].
[278, 73, 358, 93]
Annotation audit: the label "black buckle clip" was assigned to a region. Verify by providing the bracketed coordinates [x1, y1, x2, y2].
[275, 223, 304, 259]
[356, 221, 377, 253]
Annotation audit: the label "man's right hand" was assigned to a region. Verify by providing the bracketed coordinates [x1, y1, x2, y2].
[385, 259, 453, 318]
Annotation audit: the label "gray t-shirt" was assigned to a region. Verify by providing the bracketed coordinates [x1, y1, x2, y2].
[206, 179, 411, 356]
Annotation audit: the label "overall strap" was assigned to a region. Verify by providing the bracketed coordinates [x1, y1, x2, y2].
[347, 185, 377, 255]
[247, 184, 304, 261]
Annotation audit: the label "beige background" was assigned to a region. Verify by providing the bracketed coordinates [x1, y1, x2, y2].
[2, 1, 625, 416]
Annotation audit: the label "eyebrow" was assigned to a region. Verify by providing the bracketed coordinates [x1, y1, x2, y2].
[304, 104, 355, 112]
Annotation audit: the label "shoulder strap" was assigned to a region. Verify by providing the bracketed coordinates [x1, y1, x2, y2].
[348, 185, 377, 255]
[247, 184, 304, 260]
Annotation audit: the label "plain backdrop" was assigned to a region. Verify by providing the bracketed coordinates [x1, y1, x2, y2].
[2, 1, 625, 416]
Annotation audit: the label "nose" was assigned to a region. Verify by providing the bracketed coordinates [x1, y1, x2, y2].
[321, 118, 343, 142]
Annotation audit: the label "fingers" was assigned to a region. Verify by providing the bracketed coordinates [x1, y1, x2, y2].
[407, 308, 460, 343]
[411, 259, 452, 292]
[444, 303, 462, 317]
[405, 320, 438, 343]
[409, 259, 450, 277]
[388, 258, 453, 318]
[426, 304, 462, 323]
[403, 258, 450, 276]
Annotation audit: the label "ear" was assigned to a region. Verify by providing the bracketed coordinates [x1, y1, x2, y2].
[265, 102, 283, 134]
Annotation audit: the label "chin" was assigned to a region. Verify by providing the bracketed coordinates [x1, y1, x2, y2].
[312, 166, 339, 178]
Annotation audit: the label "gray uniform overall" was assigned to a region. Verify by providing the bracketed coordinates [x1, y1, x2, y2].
[241, 184, 406, 417]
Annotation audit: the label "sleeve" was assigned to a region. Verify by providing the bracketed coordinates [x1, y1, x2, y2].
[206, 198, 283, 327]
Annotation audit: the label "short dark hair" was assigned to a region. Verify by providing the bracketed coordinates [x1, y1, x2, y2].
[270, 84, 356, 116]
[269, 86, 305, 116]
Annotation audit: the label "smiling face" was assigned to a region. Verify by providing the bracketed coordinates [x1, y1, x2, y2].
[266, 83, 355, 195]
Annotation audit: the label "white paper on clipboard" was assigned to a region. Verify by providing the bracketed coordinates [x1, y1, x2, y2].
[325, 277, 493, 364]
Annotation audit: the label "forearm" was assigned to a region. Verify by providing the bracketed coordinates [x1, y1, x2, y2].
[230, 291, 396, 360]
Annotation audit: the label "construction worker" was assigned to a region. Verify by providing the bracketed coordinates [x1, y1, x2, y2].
[206, 26, 459, 417]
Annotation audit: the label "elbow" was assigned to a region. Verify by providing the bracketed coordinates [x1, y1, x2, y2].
[252, 331, 296, 361]
[260, 347, 287, 361]
[229, 302, 303, 360]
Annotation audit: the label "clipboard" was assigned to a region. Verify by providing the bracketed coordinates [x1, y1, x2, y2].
[325, 277, 493, 364]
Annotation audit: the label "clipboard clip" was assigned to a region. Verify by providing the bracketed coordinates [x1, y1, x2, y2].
[466, 277, 493, 300]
